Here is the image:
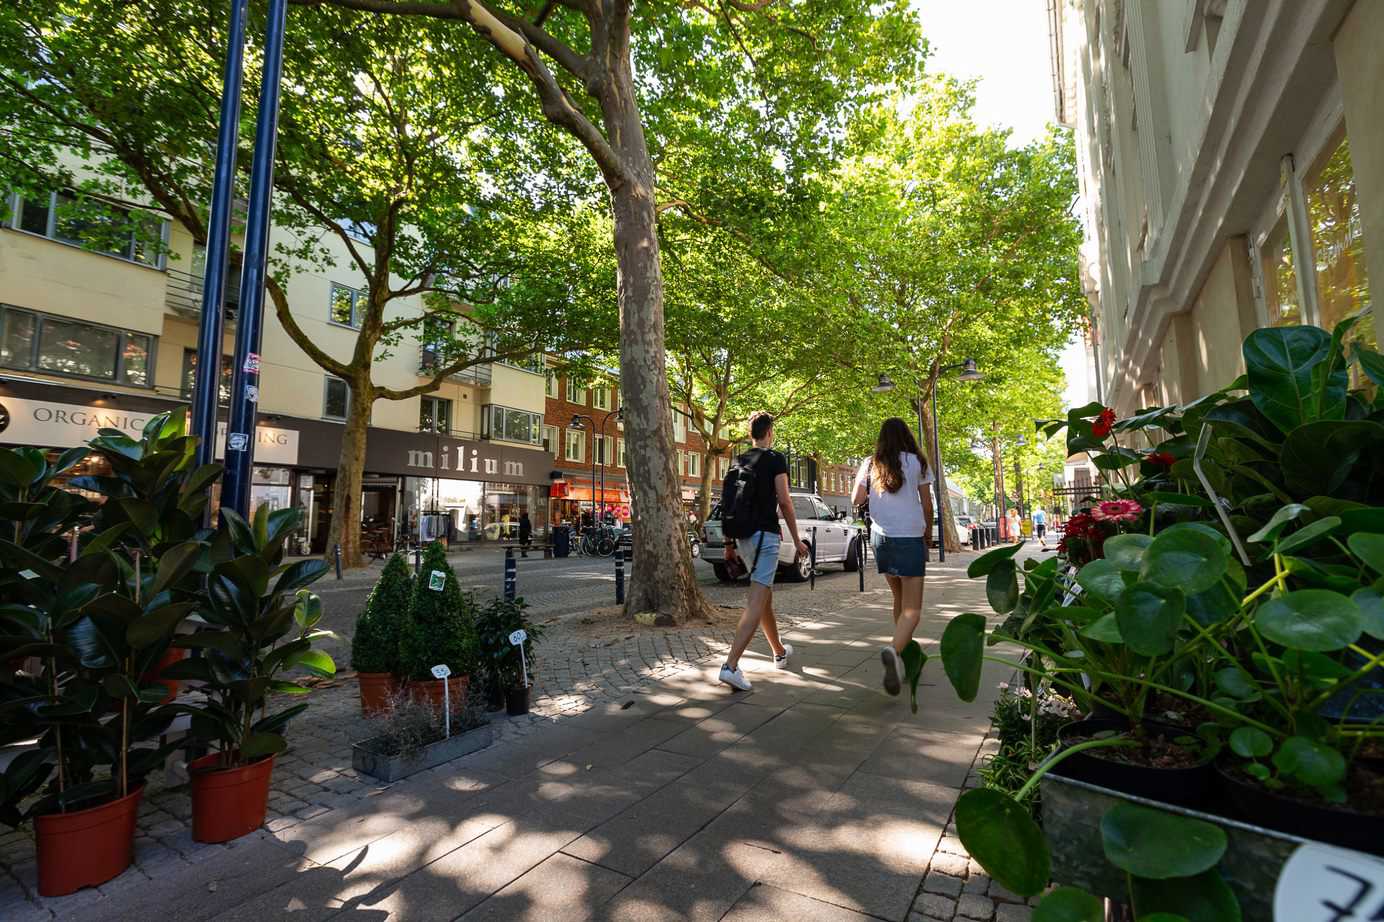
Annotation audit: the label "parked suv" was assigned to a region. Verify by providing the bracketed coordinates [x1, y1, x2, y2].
[702, 491, 867, 582]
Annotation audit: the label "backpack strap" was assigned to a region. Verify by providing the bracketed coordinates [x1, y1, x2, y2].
[751, 530, 766, 574]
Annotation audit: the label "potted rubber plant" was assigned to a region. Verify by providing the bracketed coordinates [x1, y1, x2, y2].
[398, 541, 475, 715]
[168, 503, 334, 843]
[475, 597, 543, 716]
[351, 552, 412, 715]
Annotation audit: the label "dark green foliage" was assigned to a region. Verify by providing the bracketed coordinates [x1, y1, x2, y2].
[399, 542, 476, 680]
[351, 554, 412, 674]
[475, 597, 543, 690]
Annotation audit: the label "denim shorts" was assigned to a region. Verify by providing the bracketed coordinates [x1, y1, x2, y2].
[871, 533, 927, 578]
[736, 531, 782, 586]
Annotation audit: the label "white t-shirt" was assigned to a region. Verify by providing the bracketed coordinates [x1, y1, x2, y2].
[854, 453, 934, 538]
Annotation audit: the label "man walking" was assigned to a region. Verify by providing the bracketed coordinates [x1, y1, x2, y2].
[1033, 506, 1047, 548]
[718, 412, 809, 692]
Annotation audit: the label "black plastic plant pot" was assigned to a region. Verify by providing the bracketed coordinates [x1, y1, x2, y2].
[485, 679, 506, 712]
[1051, 716, 1214, 809]
[1213, 761, 1384, 856]
[505, 685, 530, 716]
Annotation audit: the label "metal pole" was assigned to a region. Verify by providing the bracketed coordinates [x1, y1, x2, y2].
[221, 0, 288, 516]
[858, 532, 865, 592]
[333, 543, 342, 580]
[929, 388, 947, 563]
[504, 547, 516, 602]
[809, 526, 817, 591]
[615, 546, 625, 604]
[192, 0, 249, 470]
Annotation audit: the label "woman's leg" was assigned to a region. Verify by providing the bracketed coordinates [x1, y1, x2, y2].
[891, 576, 925, 652]
[885, 575, 903, 623]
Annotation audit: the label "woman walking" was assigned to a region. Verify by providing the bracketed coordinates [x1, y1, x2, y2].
[852, 418, 934, 696]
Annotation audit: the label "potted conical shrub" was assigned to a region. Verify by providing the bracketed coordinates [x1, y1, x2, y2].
[399, 542, 475, 715]
[351, 553, 412, 716]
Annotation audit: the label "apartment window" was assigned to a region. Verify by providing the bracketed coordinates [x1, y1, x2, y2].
[542, 424, 560, 457]
[1260, 217, 1301, 328]
[618, 438, 626, 469]
[7, 191, 166, 268]
[565, 428, 585, 462]
[420, 396, 451, 434]
[545, 371, 559, 399]
[566, 378, 585, 405]
[672, 410, 686, 442]
[0, 305, 153, 386]
[686, 451, 700, 478]
[180, 349, 233, 403]
[323, 377, 350, 420]
[329, 283, 367, 328]
[592, 385, 611, 411]
[593, 434, 614, 466]
[483, 404, 541, 444]
[1305, 134, 1373, 347]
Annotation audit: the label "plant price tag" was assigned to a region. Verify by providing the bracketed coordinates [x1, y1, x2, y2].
[430, 664, 451, 680]
[1274, 842, 1384, 921]
[428, 569, 446, 592]
[509, 630, 530, 688]
[508, 629, 527, 646]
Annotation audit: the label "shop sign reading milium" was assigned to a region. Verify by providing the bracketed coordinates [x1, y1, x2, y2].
[366, 427, 552, 486]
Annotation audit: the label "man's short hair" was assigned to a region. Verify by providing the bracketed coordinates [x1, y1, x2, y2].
[749, 411, 774, 440]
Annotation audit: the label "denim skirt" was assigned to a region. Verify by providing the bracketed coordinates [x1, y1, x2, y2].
[870, 533, 927, 578]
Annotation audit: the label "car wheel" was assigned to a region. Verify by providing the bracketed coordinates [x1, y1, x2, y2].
[711, 562, 733, 583]
[689, 538, 701, 559]
[787, 551, 813, 582]
[843, 536, 860, 572]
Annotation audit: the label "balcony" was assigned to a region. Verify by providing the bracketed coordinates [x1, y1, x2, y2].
[419, 345, 492, 386]
[165, 267, 241, 323]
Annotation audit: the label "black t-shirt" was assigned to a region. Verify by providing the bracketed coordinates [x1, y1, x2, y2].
[738, 448, 788, 533]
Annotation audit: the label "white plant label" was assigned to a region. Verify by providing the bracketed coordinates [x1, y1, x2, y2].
[508, 629, 528, 646]
[509, 629, 530, 688]
[1274, 842, 1384, 921]
[430, 664, 451, 680]
[430, 664, 452, 738]
[428, 569, 446, 591]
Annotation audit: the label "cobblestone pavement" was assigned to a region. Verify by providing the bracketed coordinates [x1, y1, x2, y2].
[2, 545, 1045, 922]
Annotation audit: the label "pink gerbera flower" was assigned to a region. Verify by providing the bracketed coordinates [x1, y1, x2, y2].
[1092, 499, 1143, 524]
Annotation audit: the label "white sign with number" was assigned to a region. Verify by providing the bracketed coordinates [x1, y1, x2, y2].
[1274, 843, 1384, 920]
[508, 629, 528, 646]
[430, 664, 451, 680]
[428, 570, 446, 592]
[508, 629, 530, 688]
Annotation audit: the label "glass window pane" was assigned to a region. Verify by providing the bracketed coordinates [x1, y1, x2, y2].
[122, 333, 150, 385]
[324, 379, 349, 418]
[18, 195, 50, 235]
[792, 498, 814, 522]
[130, 213, 163, 266]
[330, 285, 356, 325]
[0, 308, 36, 369]
[1261, 217, 1300, 327]
[38, 317, 118, 379]
[1306, 135, 1373, 351]
[181, 348, 197, 397]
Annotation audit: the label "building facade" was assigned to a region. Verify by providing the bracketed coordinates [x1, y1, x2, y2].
[1050, 0, 1381, 412]
[0, 187, 552, 551]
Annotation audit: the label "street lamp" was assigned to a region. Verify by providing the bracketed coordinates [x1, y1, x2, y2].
[570, 414, 594, 520]
[599, 407, 622, 521]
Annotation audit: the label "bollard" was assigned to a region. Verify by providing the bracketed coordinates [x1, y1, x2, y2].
[504, 547, 517, 602]
[857, 532, 866, 592]
[615, 547, 625, 604]
[334, 543, 343, 580]
[809, 526, 817, 590]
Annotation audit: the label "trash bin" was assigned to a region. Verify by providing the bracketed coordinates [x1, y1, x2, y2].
[553, 525, 571, 558]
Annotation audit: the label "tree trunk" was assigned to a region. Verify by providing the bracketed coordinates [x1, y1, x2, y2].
[991, 422, 1007, 526]
[697, 447, 716, 526]
[325, 377, 372, 569]
[918, 397, 962, 555]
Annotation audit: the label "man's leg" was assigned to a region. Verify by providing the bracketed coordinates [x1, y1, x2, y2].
[759, 589, 786, 657]
[726, 582, 772, 671]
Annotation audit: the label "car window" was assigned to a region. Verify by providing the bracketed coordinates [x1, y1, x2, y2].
[811, 497, 835, 519]
[791, 498, 816, 522]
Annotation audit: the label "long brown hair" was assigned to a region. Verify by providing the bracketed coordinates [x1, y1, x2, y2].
[870, 417, 926, 494]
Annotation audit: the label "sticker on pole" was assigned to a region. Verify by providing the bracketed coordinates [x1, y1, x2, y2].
[428, 569, 446, 591]
[242, 352, 261, 374]
[1274, 842, 1384, 920]
[227, 432, 250, 452]
[430, 664, 451, 680]
[508, 629, 528, 646]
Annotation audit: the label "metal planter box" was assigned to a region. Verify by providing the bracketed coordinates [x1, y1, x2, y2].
[1040, 773, 1311, 922]
[352, 723, 494, 783]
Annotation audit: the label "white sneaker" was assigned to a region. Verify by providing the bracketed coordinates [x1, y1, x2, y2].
[719, 663, 752, 691]
[880, 645, 903, 697]
[773, 643, 794, 669]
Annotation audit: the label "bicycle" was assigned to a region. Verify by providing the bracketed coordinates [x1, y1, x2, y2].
[581, 524, 618, 557]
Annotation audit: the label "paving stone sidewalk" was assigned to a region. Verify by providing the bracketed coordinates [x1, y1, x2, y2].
[3, 549, 1032, 922]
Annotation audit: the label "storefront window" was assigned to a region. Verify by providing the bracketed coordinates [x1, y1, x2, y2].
[250, 466, 293, 527]
[1305, 133, 1374, 349]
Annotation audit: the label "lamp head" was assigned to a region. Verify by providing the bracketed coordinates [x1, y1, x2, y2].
[872, 373, 897, 393]
[958, 358, 983, 382]
[570, 416, 587, 430]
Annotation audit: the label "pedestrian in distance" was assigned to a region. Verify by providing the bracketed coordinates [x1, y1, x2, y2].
[1007, 507, 1021, 543]
[852, 417, 934, 697]
[717, 412, 808, 692]
[518, 512, 532, 558]
[1033, 506, 1047, 548]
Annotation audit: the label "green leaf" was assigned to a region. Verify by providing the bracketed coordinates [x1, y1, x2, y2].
[1080, 613, 1123, 644]
[1281, 421, 1384, 499]
[287, 649, 335, 678]
[1246, 504, 1309, 543]
[1244, 325, 1335, 433]
[986, 560, 1019, 615]
[274, 559, 329, 597]
[0, 448, 46, 487]
[1131, 870, 1241, 922]
[151, 541, 204, 597]
[1273, 736, 1345, 788]
[1274, 517, 1341, 555]
[1339, 506, 1384, 534]
[899, 640, 927, 715]
[239, 732, 288, 759]
[954, 788, 1050, 897]
[1350, 587, 1384, 640]
[1141, 528, 1229, 595]
[1142, 491, 1213, 508]
[1213, 668, 1259, 702]
[1103, 533, 1153, 573]
[1100, 803, 1227, 879]
[1348, 533, 1384, 575]
[1075, 559, 1126, 605]
[1255, 590, 1363, 652]
[1033, 887, 1103, 922]
[939, 613, 986, 702]
[1187, 581, 1242, 626]
[967, 541, 1023, 579]
[1356, 345, 1384, 387]
[1228, 727, 1272, 758]
[1114, 584, 1184, 656]
[126, 602, 195, 648]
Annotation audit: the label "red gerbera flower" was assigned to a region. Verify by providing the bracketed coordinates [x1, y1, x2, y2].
[1092, 499, 1143, 524]
[1091, 407, 1117, 439]
[1147, 451, 1175, 467]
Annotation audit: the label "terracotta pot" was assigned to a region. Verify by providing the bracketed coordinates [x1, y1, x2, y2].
[142, 647, 186, 704]
[35, 785, 143, 897]
[407, 674, 469, 716]
[357, 672, 403, 717]
[189, 752, 275, 844]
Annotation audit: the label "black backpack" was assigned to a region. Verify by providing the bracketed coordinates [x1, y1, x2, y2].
[720, 450, 764, 540]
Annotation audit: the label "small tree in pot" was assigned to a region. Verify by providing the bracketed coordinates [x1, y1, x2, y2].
[475, 597, 543, 715]
[351, 553, 412, 715]
[399, 541, 476, 714]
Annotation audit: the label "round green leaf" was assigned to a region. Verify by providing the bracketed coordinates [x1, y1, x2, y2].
[1103, 533, 1153, 573]
[1351, 587, 1384, 640]
[1228, 727, 1272, 758]
[1187, 581, 1241, 626]
[967, 541, 1023, 579]
[955, 788, 1050, 897]
[1114, 584, 1184, 656]
[1131, 870, 1240, 922]
[1100, 803, 1227, 879]
[1033, 887, 1103, 922]
[1348, 533, 1384, 576]
[1273, 736, 1346, 788]
[1076, 559, 1126, 605]
[986, 560, 1019, 615]
[1079, 612, 1123, 644]
[940, 613, 986, 703]
[1141, 528, 1229, 594]
[1213, 668, 1260, 702]
[1255, 590, 1363, 652]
